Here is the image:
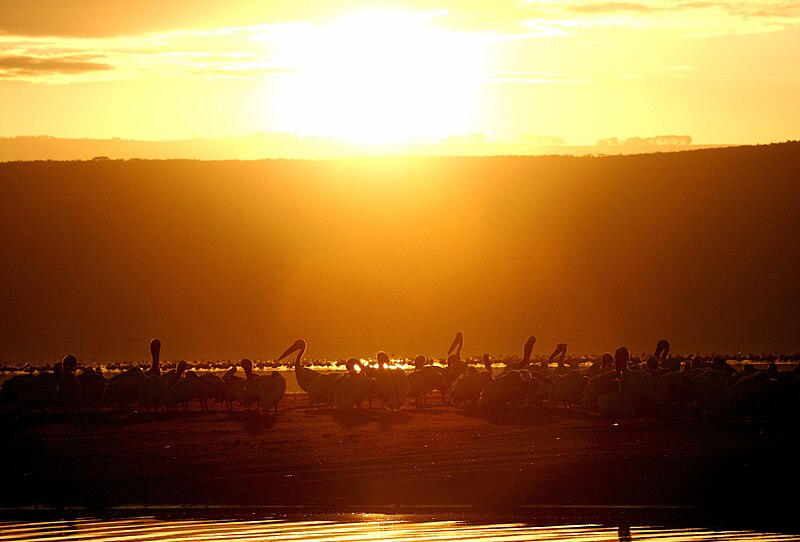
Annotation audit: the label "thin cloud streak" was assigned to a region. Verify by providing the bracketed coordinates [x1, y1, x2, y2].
[0, 54, 113, 78]
[0, 25, 292, 83]
[518, 0, 800, 37]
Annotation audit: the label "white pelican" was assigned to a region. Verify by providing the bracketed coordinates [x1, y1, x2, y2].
[374, 351, 410, 411]
[223, 359, 252, 409]
[548, 343, 569, 375]
[406, 355, 445, 408]
[56, 354, 83, 410]
[104, 363, 146, 411]
[165, 369, 211, 412]
[581, 353, 620, 408]
[479, 365, 530, 409]
[451, 354, 494, 408]
[77, 367, 106, 411]
[333, 359, 377, 409]
[243, 371, 287, 414]
[505, 336, 536, 373]
[145, 338, 161, 376]
[279, 339, 323, 400]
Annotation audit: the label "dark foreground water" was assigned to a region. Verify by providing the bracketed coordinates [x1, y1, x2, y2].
[1, 512, 799, 542]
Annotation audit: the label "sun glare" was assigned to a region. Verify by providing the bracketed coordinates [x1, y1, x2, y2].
[271, 11, 485, 145]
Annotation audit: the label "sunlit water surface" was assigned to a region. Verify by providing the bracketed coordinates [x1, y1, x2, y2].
[1, 516, 799, 542]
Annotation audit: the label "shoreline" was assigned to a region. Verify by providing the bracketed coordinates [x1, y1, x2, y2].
[2, 393, 798, 527]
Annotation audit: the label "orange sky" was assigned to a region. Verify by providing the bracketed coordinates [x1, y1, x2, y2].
[1, 1, 799, 148]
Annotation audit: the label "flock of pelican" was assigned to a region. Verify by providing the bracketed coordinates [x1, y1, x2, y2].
[1, 332, 799, 417]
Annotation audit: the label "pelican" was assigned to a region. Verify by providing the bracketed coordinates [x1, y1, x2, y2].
[581, 353, 620, 408]
[614, 346, 696, 411]
[243, 371, 287, 414]
[138, 371, 169, 410]
[479, 360, 532, 409]
[223, 360, 251, 409]
[333, 359, 377, 409]
[446, 331, 467, 379]
[655, 339, 681, 372]
[437, 331, 468, 400]
[549, 365, 588, 409]
[279, 339, 323, 399]
[26, 364, 60, 412]
[77, 367, 106, 411]
[165, 369, 210, 412]
[104, 361, 146, 411]
[406, 355, 445, 408]
[140, 357, 188, 411]
[451, 354, 494, 408]
[56, 354, 83, 410]
[615, 346, 655, 410]
[200, 371, 227, 407]
[549, 343, 569, 374]
[145, 338, 161, 376]
[374, 351, 410, 411]
[584, 351, 613, 378]
[505, 336, 536, 373]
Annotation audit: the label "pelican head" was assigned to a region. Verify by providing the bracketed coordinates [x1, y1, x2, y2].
[278, 339, 306, 362]
[62, 354, 77, 372]
[448, 331, 464, 356]
[523, 336, 536, 357]
[150, 338, 161, 360]
[655, 339, 670, 360]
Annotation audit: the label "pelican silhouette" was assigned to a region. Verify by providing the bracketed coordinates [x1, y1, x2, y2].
[506, 336, 536, 372]
[145, 338, 161, 376]
[279, 339, 319, 393]
[406, 355, 445, 408]
[243, 370, 287, 414]
[548, 344, 588, 408]
[374, 351, 410, 411]
[581, 353, 620, 408]
[451, 354, 494, 408]
[223, 359, 252, 409]
[479, 357, 531, 409]
[333, 359, 377, 409]
[57, 354, 83, 411]
[439, 331, 467, 399]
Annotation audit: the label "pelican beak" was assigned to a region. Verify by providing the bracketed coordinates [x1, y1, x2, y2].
[448, 332, 463, 355]
[548, 343, 568, 361]
[278, 339, 305, 361]
[655, 339, 670, 359]
[524, 336, 536, 357]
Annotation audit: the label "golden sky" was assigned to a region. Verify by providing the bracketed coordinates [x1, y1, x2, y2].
[1, 0, 799, 146]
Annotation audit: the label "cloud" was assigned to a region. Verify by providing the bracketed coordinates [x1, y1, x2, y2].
[567, 2, 659, 14]
[0, 25, 293, 83]
[518, 0, 800, 36]
[0, 54, 112, 79]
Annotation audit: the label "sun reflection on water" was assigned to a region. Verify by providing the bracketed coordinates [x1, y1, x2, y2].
[0, 516, 798, 542]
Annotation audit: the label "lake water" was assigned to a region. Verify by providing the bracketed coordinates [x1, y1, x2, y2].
[1, 513, 799, 542]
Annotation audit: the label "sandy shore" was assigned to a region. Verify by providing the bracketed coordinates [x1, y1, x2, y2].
[1, 393, 798, 525]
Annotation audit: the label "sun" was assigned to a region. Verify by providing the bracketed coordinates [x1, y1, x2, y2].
[270, 11, 485, 145]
